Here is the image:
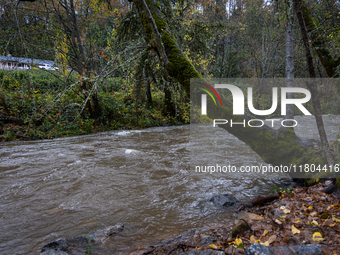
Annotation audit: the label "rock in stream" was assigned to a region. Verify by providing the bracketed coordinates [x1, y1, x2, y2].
[40, 224, 124, 255]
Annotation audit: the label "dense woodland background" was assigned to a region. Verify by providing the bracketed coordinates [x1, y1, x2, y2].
[0, 0, 340, 140]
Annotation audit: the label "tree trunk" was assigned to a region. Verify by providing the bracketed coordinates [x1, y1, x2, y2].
[83, 80, 102, 120]
[144, 67, 153, 108]
[133, 0, 201, 96]
[293, 0, 334, 168]
[285, 0, 295, 124]
[298, 0, 340, 80]
[163, 86, 175, 118]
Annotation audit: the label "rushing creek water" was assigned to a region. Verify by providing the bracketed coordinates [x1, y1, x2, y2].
[0, 115, 339, 254]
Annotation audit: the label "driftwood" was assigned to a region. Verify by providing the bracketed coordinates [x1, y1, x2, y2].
[238, 194, 279, 211]
[248, 194, 280, 206]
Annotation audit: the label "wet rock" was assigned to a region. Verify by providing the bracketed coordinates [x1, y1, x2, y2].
[179, 251, 225, 255]
[208, 194, 238, 208]
[245, 243, 332, 255]
[41, 237, 87, 255]
[41, 238, 68, 252]
[199, 236, 217, 246]
[244, 244, 271, 255]
[40, 224, 124, 255]
[232, 212, 264, 238]
[225, 245, 236, 254]
[40, 250, 69, 255]
[231, 219, 249, 238]
[88, 224, 124, 243]
[322, 184, 337, 194]
[226, 246, 249, 255]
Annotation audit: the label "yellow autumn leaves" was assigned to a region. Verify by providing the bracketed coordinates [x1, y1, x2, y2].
[249, 229, 276, 246]
[292, 225, 300, 234]
[312, 232, 325, 242]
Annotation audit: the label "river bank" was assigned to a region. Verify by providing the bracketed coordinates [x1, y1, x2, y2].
[137, 181, 340, 255]
[40, 181, 340, 255]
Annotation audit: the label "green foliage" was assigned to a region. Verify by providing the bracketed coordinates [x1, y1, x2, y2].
[84, 235, 94, 255]
[336, 179, 340, 188]
[0, 69, 74, 92]
[2, 0, 340, 143]
[270, 186, 294, 195]
[0, 1, 55, 60]
[0, 69, 188, 141]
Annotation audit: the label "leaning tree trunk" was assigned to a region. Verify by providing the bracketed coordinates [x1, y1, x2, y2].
[133, 0, 333, 180]
[298, 0, 340, 80]
[293, 0, 334, 168]
[134, 0, 200, 96]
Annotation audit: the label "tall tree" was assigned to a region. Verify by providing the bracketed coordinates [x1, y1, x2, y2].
[285, 0, 295, 122]
[298, 0, 340, 79]
[0, 0, 55, 59]
[40, 0, 119, 119]
[293, 0, 334, 168]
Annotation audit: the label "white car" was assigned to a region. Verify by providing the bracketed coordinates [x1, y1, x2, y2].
[38, 64, 59, 70]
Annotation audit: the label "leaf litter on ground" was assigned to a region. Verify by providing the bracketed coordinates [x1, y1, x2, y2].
[129, 182, 340, 254]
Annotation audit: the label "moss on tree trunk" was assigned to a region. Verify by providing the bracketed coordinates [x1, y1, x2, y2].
[134, 0, 201, 96]
[299, 1, 340, 80]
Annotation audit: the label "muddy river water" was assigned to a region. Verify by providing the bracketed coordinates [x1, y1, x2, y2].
[0, 115, 339, 254]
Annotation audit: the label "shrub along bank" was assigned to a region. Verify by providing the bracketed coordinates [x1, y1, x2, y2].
[0, 70, 189, 141]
